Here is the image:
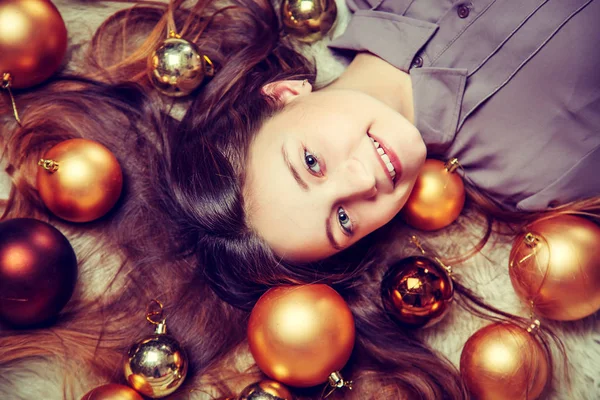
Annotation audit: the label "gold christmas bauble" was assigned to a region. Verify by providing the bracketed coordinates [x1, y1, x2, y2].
[509, 215, 600, 321]
[281, 0, 337, 43]
[460, 323, 549, 400]
[0, 0, 68, 89]
[401, 158, 465, 231]
[124, 329, 188, 398]
[36, 138, 123, 222]
[381, 256, 453, 328]
[238, 380, 294, 400]
[147, 35, 214, 97]
[247, 284, 355, 388]
[81, 383, 143, 400]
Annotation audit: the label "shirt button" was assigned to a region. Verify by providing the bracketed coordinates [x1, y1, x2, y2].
[457, 4, 470, 18]
[411, 56, 423, 69]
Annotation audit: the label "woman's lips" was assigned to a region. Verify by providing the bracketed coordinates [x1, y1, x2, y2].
[369, 132, 403, 187]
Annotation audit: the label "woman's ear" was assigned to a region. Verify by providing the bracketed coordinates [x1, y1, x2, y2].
[261, 79, 312, 104]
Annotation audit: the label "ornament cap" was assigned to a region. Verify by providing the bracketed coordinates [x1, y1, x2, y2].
[323, 371, 352, 398]
[445, 158, 461, 173]
[38, 159, 59, 173]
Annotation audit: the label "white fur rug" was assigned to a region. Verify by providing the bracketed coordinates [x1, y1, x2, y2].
[1, 1, 598, 399]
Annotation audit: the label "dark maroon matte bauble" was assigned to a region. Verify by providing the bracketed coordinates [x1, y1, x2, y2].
[0, 218, 77, 327]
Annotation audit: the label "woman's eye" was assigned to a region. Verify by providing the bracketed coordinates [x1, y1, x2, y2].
[304, 150, 322, 175]
[337, 207, 353, 234]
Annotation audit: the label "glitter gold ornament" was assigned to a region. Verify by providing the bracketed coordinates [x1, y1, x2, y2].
[460, 323, 549, 400]
[401, 158, 465, 231]
[36, 138, 123, 223]
[124, 300, 188, 398]
[281, 0, 337, 43]
[381, 255, 453, 328]
[0, 218, 77, 327]
[247, 285, 354, 391]
[81, 383, 143, 400]
[0, 0, 68, 89]
[147, 31, 214, 97]
[509, 215, 600, 321]
[238, 380, 294, 400]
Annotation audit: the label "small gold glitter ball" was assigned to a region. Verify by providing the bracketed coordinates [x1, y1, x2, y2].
[123, 331, 188, 398]
[147, 35, 213, 97]
[281, 0, 338, 43]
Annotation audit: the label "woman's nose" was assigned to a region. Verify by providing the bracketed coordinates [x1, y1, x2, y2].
[330, 158, 377, 201]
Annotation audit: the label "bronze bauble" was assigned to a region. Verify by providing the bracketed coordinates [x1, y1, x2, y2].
[0, 218, 77, 327]
[401, 159, 465, 231]
[509, 215, 600, 321]
[81, 384, 144, 400]
[238, 380, 294, 400]
[124, 330, 188, 398]
[247, 284, 355, 388]
[460, 323, 549, 400]
[381, 256, 453, 328]
[0, 0, 67, 89]
[147, 36, 213, 97]
[281, 0, 337, 43]
[36, 138, 123, 223]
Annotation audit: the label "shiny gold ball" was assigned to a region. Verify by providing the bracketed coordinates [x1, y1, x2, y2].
[460, 323, 549, 400]
[147, 37, 212, 97]
[0, 0, 68, 89]
[238, 380, 294, 400]
[281, 0, 337, 43]
[401, 159, 465, 231]
[381, 256, 454, 328]
[509, 215, 600, 321]
[81, 384, 144, 400]
[124, 333, 188, 398]
[36, 139, 123, 223]
[247, 284, 355, 388]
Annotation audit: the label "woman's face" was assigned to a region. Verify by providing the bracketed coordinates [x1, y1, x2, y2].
[245, 81, 426, 262]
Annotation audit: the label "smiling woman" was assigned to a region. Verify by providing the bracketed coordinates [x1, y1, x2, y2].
[245, 83, 426, 261]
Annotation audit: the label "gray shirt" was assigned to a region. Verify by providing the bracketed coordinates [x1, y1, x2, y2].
[330, 0, 600, 211]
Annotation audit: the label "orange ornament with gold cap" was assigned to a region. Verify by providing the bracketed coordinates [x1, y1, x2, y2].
[401, 158, 465, 231]
[509, 214, 600, 321]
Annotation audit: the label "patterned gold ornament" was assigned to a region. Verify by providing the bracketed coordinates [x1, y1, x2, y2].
[147, 31, 214, 97]
[237, 380, 294, 400]
[281, 0, 337, 43]
[124, 300, 188, 398]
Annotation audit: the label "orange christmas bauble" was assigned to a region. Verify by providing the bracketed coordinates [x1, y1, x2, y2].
[81, 384, 143, 400]
[36, 139, 123, 222]
[509, 215, 600, 321]
[247, 284, 355, 388]
[460, 323, 549, 400]
[381, 256, 453, 328]
[401, 159, 465, 231]
[0, 0, 68, 89]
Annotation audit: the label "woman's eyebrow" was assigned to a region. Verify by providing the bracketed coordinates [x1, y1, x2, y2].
[325, 215, 343, 250]
[281, 144, 309, 191]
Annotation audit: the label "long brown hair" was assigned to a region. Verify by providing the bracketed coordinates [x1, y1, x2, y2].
[0, 1, 594, 399]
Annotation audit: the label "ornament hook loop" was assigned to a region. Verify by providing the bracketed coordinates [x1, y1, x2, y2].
[38, 159, 59, 173]
[146, 299, 167, 334]
[168, 30, 181, 39]
[322, 371, 352, 399]
[2, 72, 22, 126]
[409, 235, 453, 276]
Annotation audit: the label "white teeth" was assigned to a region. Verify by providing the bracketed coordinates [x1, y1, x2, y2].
[369, 134, 396, 180]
